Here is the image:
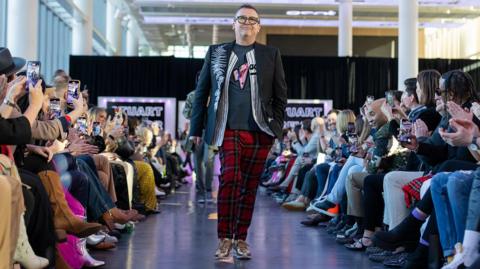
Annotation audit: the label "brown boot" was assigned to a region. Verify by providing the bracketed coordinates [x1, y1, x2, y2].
[37, 170, 102, 238]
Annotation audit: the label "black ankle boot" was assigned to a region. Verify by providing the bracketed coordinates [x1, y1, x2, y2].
[403, 244, 428, 269]
[373, 214, 424, 250]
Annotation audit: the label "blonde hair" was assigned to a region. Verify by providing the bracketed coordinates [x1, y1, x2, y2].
[87, 107, 106, 123]
[336, 110, 356, 134]
[136, 126, 153, 146]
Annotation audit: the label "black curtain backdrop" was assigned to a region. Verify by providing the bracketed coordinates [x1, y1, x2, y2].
[70, 55, 480, 112]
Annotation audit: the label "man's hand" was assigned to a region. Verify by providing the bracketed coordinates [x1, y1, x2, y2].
[400, 135, 419, 151]
[439, 118, 479, 147]
[27, 144, 53, 161]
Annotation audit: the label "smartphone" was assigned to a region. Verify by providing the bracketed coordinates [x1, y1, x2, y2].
[92, 121, 101, 136]
[26, 61, 41, 90]
[347, 122, 356, 135]
[398, 119, 413, 143]
[366, 96, 374, 105]
[49, 98, 61, 118]
[77, 117, 88, 135]
[386, 91, 395, 107]
[114, 107, 123, 127]
[67, 80, 81, 106]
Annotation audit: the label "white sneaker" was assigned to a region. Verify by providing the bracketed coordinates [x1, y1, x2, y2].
[155, 187, 166, 197]
[442, 243, 465, 269]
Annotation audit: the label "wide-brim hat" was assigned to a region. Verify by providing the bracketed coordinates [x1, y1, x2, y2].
[0, 47, 26, 76]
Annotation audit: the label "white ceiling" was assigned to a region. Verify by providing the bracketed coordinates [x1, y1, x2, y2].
[125, 0, 480, 51]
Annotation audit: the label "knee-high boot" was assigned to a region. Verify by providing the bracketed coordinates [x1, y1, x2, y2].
[37, 171, 102, 238]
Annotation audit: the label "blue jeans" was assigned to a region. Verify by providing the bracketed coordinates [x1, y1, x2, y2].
[431, 171, 474, 257]
[467, 167, 480, 231]
[326, 156, 364, 203]
[53, 153, 115, 220]
[315, 163, 331, 196]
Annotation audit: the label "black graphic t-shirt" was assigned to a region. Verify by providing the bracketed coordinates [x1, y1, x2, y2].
[227, 44, 260, 131]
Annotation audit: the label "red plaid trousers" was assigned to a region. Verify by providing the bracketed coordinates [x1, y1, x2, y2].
[217, 129, 273, 240]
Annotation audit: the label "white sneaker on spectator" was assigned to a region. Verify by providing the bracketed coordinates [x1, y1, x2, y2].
[155, 187, 166, 197]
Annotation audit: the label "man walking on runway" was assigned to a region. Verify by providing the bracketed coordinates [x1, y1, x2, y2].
[188, 4, 287, 260]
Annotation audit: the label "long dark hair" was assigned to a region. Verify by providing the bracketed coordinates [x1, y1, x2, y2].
[441, 70, 479, 103]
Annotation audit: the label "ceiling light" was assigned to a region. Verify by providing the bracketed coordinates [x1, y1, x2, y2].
[286, 10, 301, 16]
[286, 10, 336, 16]
[300, 11, 315, 16]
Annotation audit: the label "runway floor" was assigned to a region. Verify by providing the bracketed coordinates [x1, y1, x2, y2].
[91, 184, 382, 269]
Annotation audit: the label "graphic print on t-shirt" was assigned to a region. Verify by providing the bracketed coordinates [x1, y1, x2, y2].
[233, 63, 249, 90]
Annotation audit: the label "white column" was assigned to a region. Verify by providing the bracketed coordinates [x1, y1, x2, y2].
[106, 0, 122, 55]
[398, 0, 418, 91]
[72, 0, 93, 55]
[126, 19, 139, 56]
[212, 24, 219, 44]
[7, 0, 38, 60]
[338, 0, 353, 57]
[185, 24, 193, 57]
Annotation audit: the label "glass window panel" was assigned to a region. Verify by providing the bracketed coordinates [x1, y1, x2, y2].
[0, 0, 6, 46]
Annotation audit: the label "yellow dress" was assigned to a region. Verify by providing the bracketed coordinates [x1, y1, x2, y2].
[133, 161, 157, 211]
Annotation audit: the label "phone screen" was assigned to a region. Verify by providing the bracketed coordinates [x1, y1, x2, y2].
[26, 61, 41, 90]
[49, 98, 61, 118]
[399, 119, 413, 143]
[114, 108, 123, 127]
[92, 122, 101, 136]
[67, 80, 81, 105]
[77, 117, 87, 135]
[386, 92, 394, 107]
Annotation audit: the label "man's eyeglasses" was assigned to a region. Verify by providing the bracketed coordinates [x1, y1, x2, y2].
[235, 15, 260, 25]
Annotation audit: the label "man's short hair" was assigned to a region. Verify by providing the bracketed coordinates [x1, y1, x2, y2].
[236, 4, 258, 15]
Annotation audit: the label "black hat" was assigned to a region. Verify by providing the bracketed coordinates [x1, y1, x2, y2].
[0, 47, 26, 76]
